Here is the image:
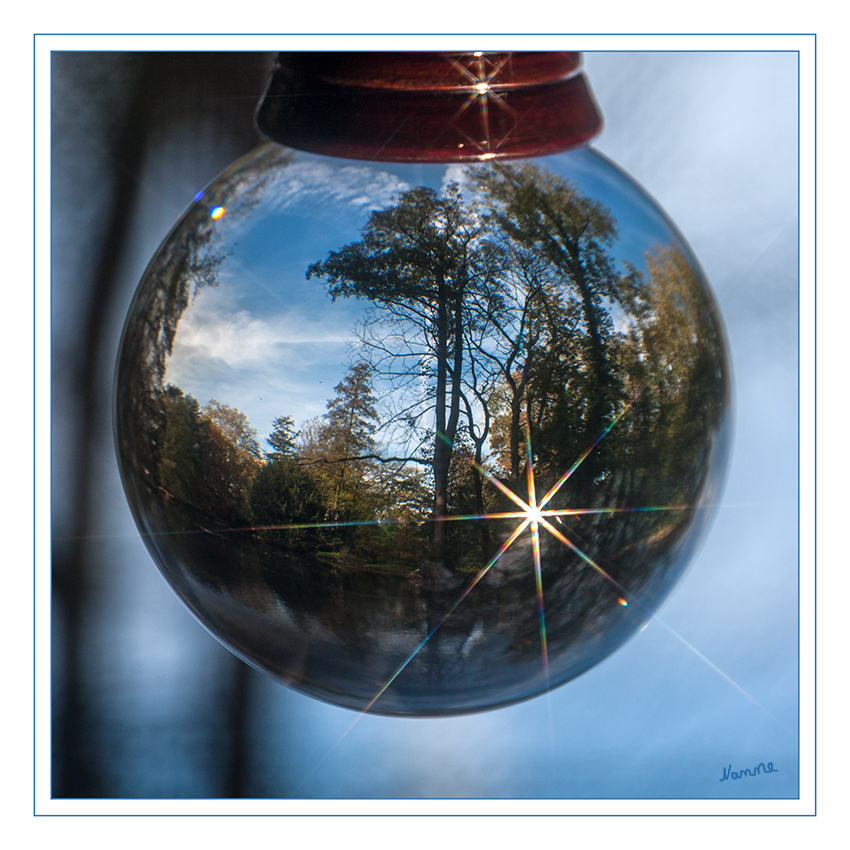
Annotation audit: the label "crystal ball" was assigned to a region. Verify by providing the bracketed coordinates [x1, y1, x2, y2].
[115, 142, 731, 715]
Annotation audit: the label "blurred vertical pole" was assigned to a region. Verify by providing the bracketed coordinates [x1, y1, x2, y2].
[52, 52, 153, 798]
[52, 52, 273, 797]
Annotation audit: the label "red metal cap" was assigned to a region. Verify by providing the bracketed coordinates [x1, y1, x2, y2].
[256, 52, 603, 163]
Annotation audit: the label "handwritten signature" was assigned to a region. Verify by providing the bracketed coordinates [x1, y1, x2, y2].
[720, 761, 779, 782]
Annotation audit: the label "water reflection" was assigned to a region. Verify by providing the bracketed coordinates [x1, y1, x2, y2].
[115, 143, 731, 715]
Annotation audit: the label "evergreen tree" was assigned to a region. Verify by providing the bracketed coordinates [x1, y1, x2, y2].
[249, 457, 327, 549]
[318, 361, 380, 518]
[266, 415, 299, 460]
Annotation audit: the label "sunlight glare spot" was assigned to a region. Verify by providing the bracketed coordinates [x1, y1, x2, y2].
[528, 506, 545, 526]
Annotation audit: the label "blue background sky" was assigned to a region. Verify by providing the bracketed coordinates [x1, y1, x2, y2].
[44, 42, 805, 813]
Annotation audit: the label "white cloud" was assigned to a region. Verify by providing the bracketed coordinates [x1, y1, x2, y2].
[167, 292, 351, 373]
[162, 283, 357, 437]
[257, 157, 412, 219]
[441, 163, 469, 192]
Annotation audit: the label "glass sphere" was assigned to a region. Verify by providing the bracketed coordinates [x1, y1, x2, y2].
[115, 142, 731, 715]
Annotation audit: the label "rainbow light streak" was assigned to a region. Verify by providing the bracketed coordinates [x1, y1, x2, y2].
[538, 393, 640, 512]
[139, 516, 404, 540]
[126, 502, 691, 546]
[210, 205, 225, 219]
[534, 512, 784, 727]
[526, 434, 549, 675]
[538, 514, 626, 596]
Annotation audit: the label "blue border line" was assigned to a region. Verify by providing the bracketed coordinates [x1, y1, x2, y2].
[33, 32, 818, 35]
[32, 30, 38, 820]
[811, 34, 817, 818]
[37, 37, 811, 816]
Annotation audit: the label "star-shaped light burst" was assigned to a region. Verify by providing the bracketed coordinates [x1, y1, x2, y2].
[357, 398, 668, 714]
[444, 52, 518, 160]
[352, 400, 781, 727]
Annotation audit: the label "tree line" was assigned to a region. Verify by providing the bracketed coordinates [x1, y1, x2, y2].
[123, 161, 727, 575]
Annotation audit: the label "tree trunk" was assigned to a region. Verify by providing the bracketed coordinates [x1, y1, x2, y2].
[432, 281, 466, 565]
[471, 456, 492, 552]
[432, 280, 450, 559]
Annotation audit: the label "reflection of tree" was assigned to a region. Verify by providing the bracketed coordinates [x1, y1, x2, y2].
[311, 361, 380, 519]
[117, 219, 225, 483]
[203, 399, 262, 462]
[158, 386, 204, 504]
[156, 387, 261, 528]
[265, 415, 299, 460]
[248, 457, 326, 548]
[470, 163, 625, 491]
[305, 165, 637, 554]
[614, 243, 728, 509]
[306, 184, 499, 559]
[254, 364, 393, 561]
[467, 241, 572, 483]
[305, 162, 727, 582]
[200, 399, 263, 521]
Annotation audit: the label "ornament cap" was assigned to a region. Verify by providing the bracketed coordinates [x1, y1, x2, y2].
[256, 51, 603, 163]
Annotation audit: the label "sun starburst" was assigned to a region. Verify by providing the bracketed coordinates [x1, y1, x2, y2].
[346, 383, 782, 735]
[351, 393, 676, 714]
